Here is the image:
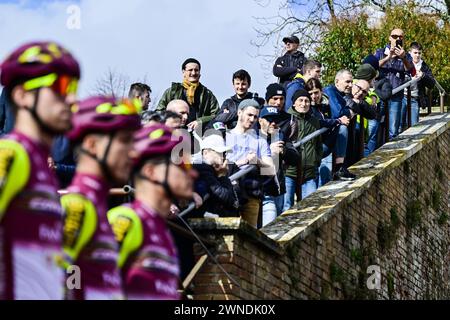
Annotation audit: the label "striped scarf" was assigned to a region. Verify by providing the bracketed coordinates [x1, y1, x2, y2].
[182, 80, 199, 105]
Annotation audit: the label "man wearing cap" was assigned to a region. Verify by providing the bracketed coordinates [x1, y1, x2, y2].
[156, 58, 219, 131]
[273, 35, 307, 87]
[226, 99, 275, 228]
[193, 134, 239, 218]
[258, 106, 300, 226]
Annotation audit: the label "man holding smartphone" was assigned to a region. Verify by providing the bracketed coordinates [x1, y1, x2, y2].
[375, 28, 415, 139]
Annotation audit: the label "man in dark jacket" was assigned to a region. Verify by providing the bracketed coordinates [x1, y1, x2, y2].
[259, 106, 300, 226]
[156, 58, 219, 130]
[374, 28, 415, 138]
[265, 83, 298, 141]
[401, 42, 435, 130]
[273, 35, 307, 87]
[210, 69, 264, 129]
[284, 89, 322, 211]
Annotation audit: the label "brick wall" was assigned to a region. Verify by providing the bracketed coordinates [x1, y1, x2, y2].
[189, 113, 450, 300]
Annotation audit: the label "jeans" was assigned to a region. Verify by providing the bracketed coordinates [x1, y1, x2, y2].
[283, 176, 317, 211]
[364, 118, 379, 157]
[323, 125, 348, 158]
[388, 98, 403, 139]
[401, 96, 419, 131]
[262, 194, 285, 226]
[318, 153, 333, 187]
[285, 79, 304, 112]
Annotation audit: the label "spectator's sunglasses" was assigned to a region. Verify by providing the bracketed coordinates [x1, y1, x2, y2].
[390, 34, 403, 39]
[23, 73, 78, 97]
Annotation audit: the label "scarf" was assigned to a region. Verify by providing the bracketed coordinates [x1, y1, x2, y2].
[182, 80, 199, 105]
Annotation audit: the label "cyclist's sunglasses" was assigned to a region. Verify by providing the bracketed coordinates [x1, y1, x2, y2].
[23, 73, 78, 97]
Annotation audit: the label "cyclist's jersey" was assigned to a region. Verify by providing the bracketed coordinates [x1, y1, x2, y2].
[0, 131, 64, 300]
[61, 173, 123, 300]
[108, 199, 180, 300]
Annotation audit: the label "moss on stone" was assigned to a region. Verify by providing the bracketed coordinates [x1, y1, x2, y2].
[320, 282, 331, 300]
[377, 214, 399, 252]
[437, 211, 449, 226]
[431, 189, 442, 211]
[390, 207, 400, 229]
[329, 261, 345, 284]
[341, 215, 351, 248]
[350, 248, 364, 266]
[435, 164, 444, 182]
[406, 200, 422, 229]
[387, 272, 395, 299]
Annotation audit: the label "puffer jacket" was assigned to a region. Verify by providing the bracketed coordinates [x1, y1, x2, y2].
[285, 107, 322, 181]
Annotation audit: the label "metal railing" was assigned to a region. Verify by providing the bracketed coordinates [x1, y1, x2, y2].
[383, 76, 447, 142]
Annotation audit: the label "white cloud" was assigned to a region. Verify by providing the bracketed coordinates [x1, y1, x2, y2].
[0, 0, 283, 107]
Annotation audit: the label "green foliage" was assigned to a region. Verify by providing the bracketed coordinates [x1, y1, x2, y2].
[341, 215, 351, 247]
[406, 200, 422, 229]
[431, 189, 442, 211]
[329, 261, 345, 283]
[315, 4, 450, 93]
[377, 207, 400, 251]
[386, 272, 395, 299]
[437, 211, 449, 226]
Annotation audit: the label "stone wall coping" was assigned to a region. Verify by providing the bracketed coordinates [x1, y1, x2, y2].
[189, 217, 284, 255]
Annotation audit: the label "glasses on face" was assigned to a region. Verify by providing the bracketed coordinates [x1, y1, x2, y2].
[23, 73, 78, 97]
[390, 34, 403, 39]
[354, 84, 368, 96]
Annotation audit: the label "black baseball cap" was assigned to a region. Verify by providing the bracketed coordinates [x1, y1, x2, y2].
[282, 35, 300, 44]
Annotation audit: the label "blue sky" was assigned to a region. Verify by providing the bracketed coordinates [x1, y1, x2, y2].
[0, 0, 285, 107]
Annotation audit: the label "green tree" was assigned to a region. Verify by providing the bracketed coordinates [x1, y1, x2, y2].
[315, 4, 450, 92]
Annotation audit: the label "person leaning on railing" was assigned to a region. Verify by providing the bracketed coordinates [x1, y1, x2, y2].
[306, 78, 350, 186]
[284, 89, 322, 211]
[193, 134, 239, 218]
[225, 99, 276, 228]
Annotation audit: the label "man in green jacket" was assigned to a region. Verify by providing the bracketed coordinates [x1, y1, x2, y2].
[156, 58, 219, 130]
[284, 89, 322, 211]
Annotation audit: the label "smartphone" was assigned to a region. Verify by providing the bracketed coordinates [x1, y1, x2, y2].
[395, 39, 403, 48]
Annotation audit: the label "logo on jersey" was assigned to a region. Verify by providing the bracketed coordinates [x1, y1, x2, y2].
[111, 216, 132, 246]
[0, 148, 15, 190]
[63, 199, 86, 248]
